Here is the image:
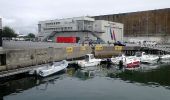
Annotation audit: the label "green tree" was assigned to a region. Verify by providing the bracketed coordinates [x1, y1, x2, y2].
[26, 33, 35, 38]
[2, 26, 17, 37]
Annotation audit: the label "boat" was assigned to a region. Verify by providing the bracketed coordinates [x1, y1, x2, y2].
[159, 54, 170, 63]
[111, 54, 140, 70]
[160, 54, 170, 60]
[77, 54, 101, 67]
[29, 60, 68, 77]
[135, 52, 159, 64]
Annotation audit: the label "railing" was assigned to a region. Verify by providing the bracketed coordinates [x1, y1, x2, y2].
[140, 44, 170, 52]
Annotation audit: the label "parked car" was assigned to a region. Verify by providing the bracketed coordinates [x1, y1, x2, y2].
[114, 41, 126, 46]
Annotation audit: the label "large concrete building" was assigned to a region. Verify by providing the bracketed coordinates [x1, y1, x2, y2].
[94, 8, 170, 43]
[37, 16, 123, 43]
[0, 18, 2, 30]
[0, 18, 2, 47]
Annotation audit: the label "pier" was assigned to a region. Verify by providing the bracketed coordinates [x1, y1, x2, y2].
[0, 40, 170, 78]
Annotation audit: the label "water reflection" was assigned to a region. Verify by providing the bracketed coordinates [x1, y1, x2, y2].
[0, 76, 37, 100]
[0, 63, 170, 100]
[107, 64, 170, 89]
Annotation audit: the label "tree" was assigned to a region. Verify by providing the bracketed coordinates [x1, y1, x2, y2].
[2, 26, 17, 37]
[26, 33, 35, 38]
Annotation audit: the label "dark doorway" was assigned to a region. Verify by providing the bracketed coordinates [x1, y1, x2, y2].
[0, 54, 6, 65]
[0, 29, 2, 47]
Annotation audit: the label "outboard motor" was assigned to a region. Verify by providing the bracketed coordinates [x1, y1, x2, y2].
[118, 60, 123, 70]
[106, 58, 112, 68]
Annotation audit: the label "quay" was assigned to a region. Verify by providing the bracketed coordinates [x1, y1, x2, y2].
[0, 41, 170, 78]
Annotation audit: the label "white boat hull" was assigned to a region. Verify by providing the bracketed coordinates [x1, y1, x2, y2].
[140, 56, 159, 64]
[78, 59, 101, 67]
[161, 55, 170, 60]
[111, 56, 140, 69]
[29, 60, 68, 77]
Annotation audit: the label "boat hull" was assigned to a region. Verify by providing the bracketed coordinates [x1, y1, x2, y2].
[29, 60, 68, 77]
[78, 60, 101, 67]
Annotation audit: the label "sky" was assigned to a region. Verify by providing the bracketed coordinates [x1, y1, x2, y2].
[0, 0, 169, 35]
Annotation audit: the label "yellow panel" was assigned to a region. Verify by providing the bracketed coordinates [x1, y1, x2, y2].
[66, 47, 73, 53]
[81, 46, 86, 51]
[114, 46, 123, 51]
[95, 45, 103, 51]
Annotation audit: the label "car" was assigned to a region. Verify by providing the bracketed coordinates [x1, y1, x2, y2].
[114, 41, 126, 46]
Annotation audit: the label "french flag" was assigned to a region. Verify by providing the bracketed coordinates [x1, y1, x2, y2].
[110, 28, 116, 41]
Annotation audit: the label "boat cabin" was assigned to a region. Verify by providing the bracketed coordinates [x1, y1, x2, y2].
[135, 52, 147, 57]
[84, 54, 94, 62]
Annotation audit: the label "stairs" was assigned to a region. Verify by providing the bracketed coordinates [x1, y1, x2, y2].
[43, 31, 56, 42]
[90, 32, 105, 43]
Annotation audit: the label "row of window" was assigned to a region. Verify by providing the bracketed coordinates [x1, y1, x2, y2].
[46, 22, 60, 25]
[44, 27, 73, 31]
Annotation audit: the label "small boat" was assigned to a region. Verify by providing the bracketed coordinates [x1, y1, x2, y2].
[77, 54, 101, 67]
[111, 54, 140, 70]
[136, 52, 159, 64]
[159, 54, 170, 63]
[29, 60, 68, 77]
[160, 54, 170, 60]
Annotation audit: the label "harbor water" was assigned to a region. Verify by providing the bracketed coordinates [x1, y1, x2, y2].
[0, 63, 170, 100]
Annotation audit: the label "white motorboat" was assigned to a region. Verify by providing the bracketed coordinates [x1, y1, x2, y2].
[77, 54, 101, 67]
[111, 54, 140, 69]
[160, 54, 170, 60]
[136, 52, 159, 64]
[159, 54, 170, 63]
[29, 60, 68, 77]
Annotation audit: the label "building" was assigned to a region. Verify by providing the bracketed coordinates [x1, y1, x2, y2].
[93, 20, 123, 43]
[37, 16, 124, 43]
[93, 8, 170, 43]
[0, 18, 2, 30]
[0, 18, 2, 47]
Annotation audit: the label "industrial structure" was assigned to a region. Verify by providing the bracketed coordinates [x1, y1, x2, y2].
[0, 18, 2, 47]
[0, 18, 2, 30]
[37, 16, 123, 43]
[93, 8, 170, 43]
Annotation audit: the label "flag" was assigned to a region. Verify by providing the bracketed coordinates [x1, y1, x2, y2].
[112, 29, 116, 41]
[110, 28, 113, 40]
[110, 28, 116, 41]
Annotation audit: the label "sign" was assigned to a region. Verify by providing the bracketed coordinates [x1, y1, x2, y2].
[81, 46, 86, 51]
[66, 47, 73, 53]
[114, 46, 123, 51]
[95, 45, 103, 51]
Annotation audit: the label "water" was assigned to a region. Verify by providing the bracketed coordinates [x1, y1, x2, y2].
[1, 63, 170, 100]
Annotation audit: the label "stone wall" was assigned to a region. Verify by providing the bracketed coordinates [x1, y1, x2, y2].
[94, 45, 123, 58]
[0, 46, 92, 71]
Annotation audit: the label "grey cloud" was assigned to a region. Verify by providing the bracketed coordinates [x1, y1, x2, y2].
[0, 0, 169, 34]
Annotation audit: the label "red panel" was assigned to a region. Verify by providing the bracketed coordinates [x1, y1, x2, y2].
[56, 37, 76, 43]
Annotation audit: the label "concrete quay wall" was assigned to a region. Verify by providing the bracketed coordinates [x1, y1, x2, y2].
[0, 45, 141, 73]
[94, 46, 123, 58]
[0, 46, 92, 72]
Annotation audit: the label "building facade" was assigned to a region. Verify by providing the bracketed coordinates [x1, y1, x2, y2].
[93, 20, 123, 43]
[93, 8, 170, 43]
[0, 18, 2, 30]
[0, 18, 2, 47]
[38, 17, 94, 41]
[37, 16, 124, 43]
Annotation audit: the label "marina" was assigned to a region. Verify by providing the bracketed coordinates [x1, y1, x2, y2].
[0, 62, 170, 100]
[0, 3, 170, 100]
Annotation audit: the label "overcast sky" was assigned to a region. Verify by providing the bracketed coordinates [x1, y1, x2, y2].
[0, 0, 169, 35]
